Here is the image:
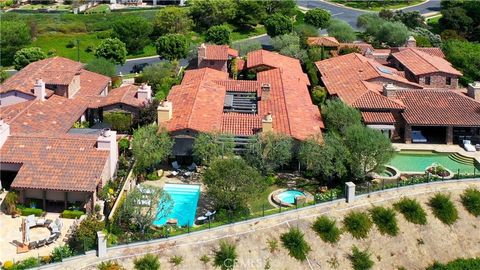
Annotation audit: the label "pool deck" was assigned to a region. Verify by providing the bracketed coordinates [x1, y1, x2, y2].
[393, 143, 480, 163]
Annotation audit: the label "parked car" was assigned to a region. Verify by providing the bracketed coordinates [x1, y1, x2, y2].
[130, 63, 149, 73]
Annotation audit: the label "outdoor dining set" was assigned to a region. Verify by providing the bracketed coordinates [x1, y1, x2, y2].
[23, 215, 63, 250]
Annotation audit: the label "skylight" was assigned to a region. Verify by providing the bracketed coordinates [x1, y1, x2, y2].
[223, 91, 257, 114]
[377, 66, 393, 75]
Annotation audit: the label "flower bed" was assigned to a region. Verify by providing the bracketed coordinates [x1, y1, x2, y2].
[426, 163, 453, 179]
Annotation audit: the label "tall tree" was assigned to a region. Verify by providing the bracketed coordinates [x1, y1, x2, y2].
[120, 185, 173, 233]
[112, 16, 153, 54]
[203, 158, 264, 213]
[375, 21, 409, 47]
[139, 61, 179, 97]
[442, 39, 480, 84]
[153, 7, 192, 37]
[188, 0, 237, 30]
[94, 38, 127, 65]
[205, 25, 232, 45]
[13, 47, 46, 70]
[344, 125, 395, 180]
[244, 132, 293, 174]
[131, 125, 173, 176]
[327, 19, 356, 43]
[155, 34, 189, 61]
[322, 99, 362, 135]
[1, 21, 31, 66]
[84, 58, 116, 77]
[262, 0, 297, 18]
[264, 13, 293, 37]
[234, 0, 263, 29]
[193, 132, 235, 165]
[304, 8, 331, 29]
[132, 99, 161, 127]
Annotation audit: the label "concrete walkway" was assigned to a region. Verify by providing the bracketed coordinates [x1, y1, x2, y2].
[39, 179, 480, 270]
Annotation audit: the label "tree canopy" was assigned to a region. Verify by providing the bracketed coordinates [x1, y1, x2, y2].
[94, 38, 127, 65]
[193, 132, 235, 165]
[153, 6, 192, 37]
[132, 99, 160, 127]
[112, 16, 153, 54]
[202, 158, 264, 213]
[188, 0, 237, 30]
[131, 125, 173, 176]
[234, 0, 264, 29]
[375, 21, 409, 47]
[264, 13, 293, 37]
[13, 47, 46, 71]
[155, 34, 189, 61]
[304, 8, 331, 29]
[205, 25, 232, 45]
[244, 132, 294, 174]
[442, 39, 480, 84]
[138, 61, 179, 98]
[121, 185, 173, 233]
[1, 21, 31, 66]
[84, 58, 116, 77]
[327, 19, 356, 43]
[439, 0, 480, 42]
[322, 99, 362, 134]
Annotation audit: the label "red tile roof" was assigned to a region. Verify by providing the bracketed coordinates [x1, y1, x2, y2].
[0, 57, 83, 95]
[315, 53, 419, 108]
[164, 51, 323, 140]
[1, 134, 109, 192]
[89, 84, 143, 109]
[396, 90, 480, 126]
[203, 45, 238, 61]
[362, 111, 396, 124]
[307, 36, 340, 47]
[75, 70, 110, 97]
[390, 48, 462, 76]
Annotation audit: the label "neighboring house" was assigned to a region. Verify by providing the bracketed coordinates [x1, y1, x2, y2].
[197, 44, 239, 72]
[315, 49, 480, 145]
[0, 57, 149, 213]
[159, 49, 323, 159]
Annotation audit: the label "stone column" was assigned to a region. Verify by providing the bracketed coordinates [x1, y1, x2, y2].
[446, 126, 453, 145]
[345, 182, 356, 203]
[97, 231, 107, 257]
[404, 125, 412, 144]
[42, 190, 47, 210]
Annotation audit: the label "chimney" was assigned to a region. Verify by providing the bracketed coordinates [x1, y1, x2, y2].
[33, 78, 46, 101]
[261, 83, 271, 100]
[97, 129, 118, 181]
[467, 81, 480, 101]
[0, 119, 10, 148]
[137, 83, 152, 102]
[383, 83, 397, 98]
[406, 36, 416, 48]
[198, 43, 207, 67]
[262, 113, 273, 133]
[157, 100, 173, 124]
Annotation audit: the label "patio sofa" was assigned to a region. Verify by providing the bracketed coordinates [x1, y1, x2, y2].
[463, 140, 476, 152]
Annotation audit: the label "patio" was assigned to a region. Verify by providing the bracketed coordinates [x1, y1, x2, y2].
[0, 211, 76, 263]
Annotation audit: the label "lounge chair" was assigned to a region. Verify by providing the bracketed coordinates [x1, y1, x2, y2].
[36, 218, 46, 226]
[463, 140, 476, 152]
[37, 239, 46, 247]
[51, 224, 60, 234]
[46, 235, 55, 245]
[187, 162, 197, 171]
[412, 130, 427, 143]
[172, 161, 181, 170]
[26, 215, 36, 228]
[28, 241, 37, 250]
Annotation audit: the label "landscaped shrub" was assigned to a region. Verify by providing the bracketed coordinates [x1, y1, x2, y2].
[426, 257, 480, 270]
[428, 193, 458, 225]
[134, 254, 160, 270]
[214, 241, 237, 270]
[103, 112, 132, 134]
[5, 191, 18, 214]
[349, 246, 374, 270]
[312, 215, 341, 244]
[460, 188, 480, 217]
[2, 261, 13, 270]
[393, 198, 427, 225]
[51, 245, 74, 262]
[97, 260, 125, 270]
[280, 228, 311, 261]
[19, 207, 44, 217]
[169, 255, 183, 266]
[343, 211, 373, 239]
[61, 209, 85, 219]
[369, 206, 399, 236]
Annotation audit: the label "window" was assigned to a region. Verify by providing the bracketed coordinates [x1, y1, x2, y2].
[209, 61, 215, 66]
[446, 77, 452, 85]
[425, 76, 431, 85]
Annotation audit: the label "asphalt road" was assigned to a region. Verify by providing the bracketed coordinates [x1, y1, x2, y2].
[116, 0, 440, 74]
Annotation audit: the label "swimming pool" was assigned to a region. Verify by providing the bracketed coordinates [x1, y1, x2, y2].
[277, 190, 306, 204]
[387, 151, 480, 174]
[153, 184, 200, 227]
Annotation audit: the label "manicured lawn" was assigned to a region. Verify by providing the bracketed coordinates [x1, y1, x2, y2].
[248, 185, 280, 214]
[427, 15, 442, 34]
[84, 4, 110, 14]
[330, 0, 424, 11]
[18, 4, 71, 10]
[230, 25, 267, 41]
[32, 33, 100, 63]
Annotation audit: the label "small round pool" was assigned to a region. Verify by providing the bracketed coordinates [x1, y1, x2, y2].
[277, 190, 306, 204]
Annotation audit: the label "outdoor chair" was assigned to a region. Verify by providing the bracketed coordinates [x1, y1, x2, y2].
[46, 235, 55, 245]
[51, 224, 60, 234]
[26, 215, 36, 228]
[187, 162, 197, 171]
[172, 161, 181, 170]
[28, 241, 37, 250]
[37, 239, 46, 247]
[36, 218, 46, 227]
[44, 219, 53, 227]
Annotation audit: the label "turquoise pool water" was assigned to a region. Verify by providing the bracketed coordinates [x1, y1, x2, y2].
[153, 184, 200, 227]
[277, 190, 305, 204]
[388, 151, 479, 174]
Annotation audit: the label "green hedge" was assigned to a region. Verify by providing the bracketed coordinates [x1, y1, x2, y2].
[20, 207, 44, 217]
[103, 111, 132, 133]
[61, 210, 85, 219]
